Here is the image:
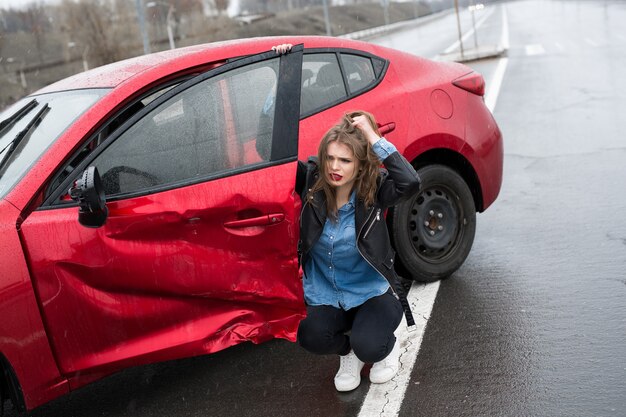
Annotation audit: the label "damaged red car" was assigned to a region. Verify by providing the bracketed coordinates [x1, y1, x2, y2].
[0, 36, 502, 411]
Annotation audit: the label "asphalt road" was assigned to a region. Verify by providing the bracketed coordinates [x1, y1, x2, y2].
[6, 1, 626, 416]
[398, 1, 626, 416]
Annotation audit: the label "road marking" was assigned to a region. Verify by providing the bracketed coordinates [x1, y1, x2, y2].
[554, 42, 564, 51]
[485, 5, 509, 113]
[485, 56, 509, 113]
[525, 44, 546, 56]
[443, 6, 496, 54]
[358, 281, 440, 417]
[358, 5, 509, 417]
[584, 37, 598, 47]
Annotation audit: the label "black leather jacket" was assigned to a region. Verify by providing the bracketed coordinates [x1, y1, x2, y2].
[295, 151, 421, 288]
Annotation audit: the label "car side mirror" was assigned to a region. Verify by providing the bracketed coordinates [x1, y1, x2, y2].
[69, 166, 108, 228]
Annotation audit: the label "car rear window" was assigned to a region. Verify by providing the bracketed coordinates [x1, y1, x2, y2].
[341, 53, 377, 94]
[0, 89, 108, 198]
[300, 53, 348, 116]
[299, 50, 387, 118]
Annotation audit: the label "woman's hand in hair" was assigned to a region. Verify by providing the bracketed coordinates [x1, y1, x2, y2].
[351, 115, 381, 145]
[271, 44, 293, 54]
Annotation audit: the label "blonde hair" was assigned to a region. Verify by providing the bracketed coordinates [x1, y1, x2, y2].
[307, 110, 382, 220]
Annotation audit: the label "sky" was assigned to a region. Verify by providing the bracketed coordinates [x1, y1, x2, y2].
[0, 0, 244, 18]
[0, 0, 60, 10]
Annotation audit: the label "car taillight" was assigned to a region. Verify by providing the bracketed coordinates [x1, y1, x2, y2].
[452, 71, 485, 96]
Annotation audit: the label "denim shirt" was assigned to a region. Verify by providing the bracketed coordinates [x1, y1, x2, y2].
[302, 138, 397, 310]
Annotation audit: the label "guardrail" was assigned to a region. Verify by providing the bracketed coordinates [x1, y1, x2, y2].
[340, 8, 454, 41]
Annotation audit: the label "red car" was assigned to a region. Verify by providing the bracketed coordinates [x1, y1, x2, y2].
[0, 36, 502, 411]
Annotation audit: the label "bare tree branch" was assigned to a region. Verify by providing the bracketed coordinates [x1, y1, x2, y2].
[61, 0, 118, 67]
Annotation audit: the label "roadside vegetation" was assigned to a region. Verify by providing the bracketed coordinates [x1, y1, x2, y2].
[0, 0, 460, 109]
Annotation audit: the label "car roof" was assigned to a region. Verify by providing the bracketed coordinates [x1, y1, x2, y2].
[33, 36, 382, 95]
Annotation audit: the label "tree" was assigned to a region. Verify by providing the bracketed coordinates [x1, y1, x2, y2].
[0, 17, 4, 73]
[21, 3, 48, 64]
[172, 0, 204, 15]
[61, 0, 118, 67]
[0, 10, 4, 49]
[215, 0, 229, 16]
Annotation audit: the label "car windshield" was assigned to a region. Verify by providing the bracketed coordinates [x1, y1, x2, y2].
[0, 89, 108, 198]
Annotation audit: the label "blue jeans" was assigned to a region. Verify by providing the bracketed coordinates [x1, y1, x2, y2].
[297, 290, 403, 363]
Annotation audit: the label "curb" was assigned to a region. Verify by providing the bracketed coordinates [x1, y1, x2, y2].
[437, 44, 507, 63]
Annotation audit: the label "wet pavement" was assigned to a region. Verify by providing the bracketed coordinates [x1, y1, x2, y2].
[5, 1, 626, 416]
[401, 1, 626, 415]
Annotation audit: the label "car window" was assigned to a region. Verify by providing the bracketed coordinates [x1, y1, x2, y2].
[0, 89, 107, 199]
[45, 83, 184, 199]
[341, 53, 376, 94]
[92, 58, 279, 197]
[300, 53, 347, 116]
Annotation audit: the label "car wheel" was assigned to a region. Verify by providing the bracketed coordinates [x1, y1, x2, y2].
[391, 164, 476, 282]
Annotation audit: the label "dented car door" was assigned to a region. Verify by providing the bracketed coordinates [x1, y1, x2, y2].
[19, 47, 305, 377]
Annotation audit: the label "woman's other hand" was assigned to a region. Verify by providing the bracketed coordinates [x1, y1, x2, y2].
[272, 44, 293, 55]
[351, 115, 381, 145]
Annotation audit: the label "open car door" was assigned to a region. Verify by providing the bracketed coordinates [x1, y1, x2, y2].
[20, 47, 304, 379]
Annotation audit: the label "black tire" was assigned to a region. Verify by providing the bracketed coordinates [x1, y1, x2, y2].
[0, 364, 6, 417]
[391, 164, 476, 282]
[0, 357, 25, 415]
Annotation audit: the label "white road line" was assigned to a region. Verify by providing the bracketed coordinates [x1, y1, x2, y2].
[485, 56, 509, 113]
[358, 6, 509, 416]
[554, 42, 564, 52]
[358, 281, 440, 417]
[525, 44, 546, 56]
[443, 6, 496, 54]
[584, 37, 598, 47]
[484, 4, 509, 118]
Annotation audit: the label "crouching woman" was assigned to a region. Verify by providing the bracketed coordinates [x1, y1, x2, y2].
[295, 110, 421, 391]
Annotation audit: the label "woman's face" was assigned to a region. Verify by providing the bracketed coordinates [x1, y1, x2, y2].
[326, 141, 359, 191]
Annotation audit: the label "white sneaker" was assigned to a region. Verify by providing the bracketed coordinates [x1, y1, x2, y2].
[334, 350, 365, 392]
[369, 339, 401, 384]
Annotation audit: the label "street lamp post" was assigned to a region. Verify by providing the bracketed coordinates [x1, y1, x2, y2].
[145, 1, 176, 50]
[469, 0, 482, 49]
[135, 0, 150, 54]
[321, 0, 331, 36]
[382, 0, 390, 27]
[166, 5, 175, 49]
[453, 0, 464, 60]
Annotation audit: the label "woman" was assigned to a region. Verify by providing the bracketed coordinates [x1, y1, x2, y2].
[295, 109, 421, 391]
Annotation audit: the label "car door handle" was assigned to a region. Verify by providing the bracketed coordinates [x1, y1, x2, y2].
[377, 122, 396, 136]
[223, 213, 285, 228]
